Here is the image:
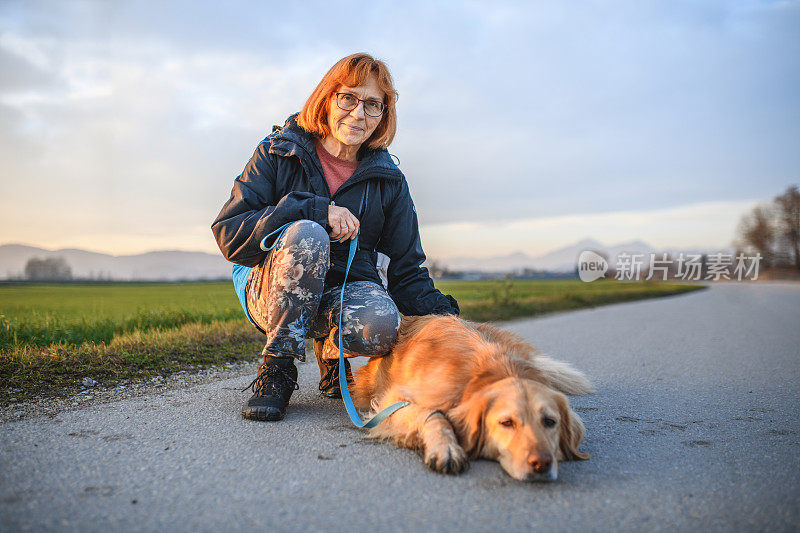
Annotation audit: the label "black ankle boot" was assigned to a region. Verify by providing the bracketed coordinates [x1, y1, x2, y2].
[314, 338, 353, 399]
[241, 355, 298, 421]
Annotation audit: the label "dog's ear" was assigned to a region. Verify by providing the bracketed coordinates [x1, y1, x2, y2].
[555, 393, 590, 461]
[449, 391, 490, 459]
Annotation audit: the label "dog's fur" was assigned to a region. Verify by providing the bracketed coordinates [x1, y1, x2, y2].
[350, 315, 593, 481]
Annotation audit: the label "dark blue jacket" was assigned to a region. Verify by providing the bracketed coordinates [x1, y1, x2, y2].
[211, 115, 459, 317]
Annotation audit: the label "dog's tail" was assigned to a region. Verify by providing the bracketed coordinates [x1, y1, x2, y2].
[533, 355, 595, 395]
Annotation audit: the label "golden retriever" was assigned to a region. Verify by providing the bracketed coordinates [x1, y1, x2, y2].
[350, 315, 593, 481]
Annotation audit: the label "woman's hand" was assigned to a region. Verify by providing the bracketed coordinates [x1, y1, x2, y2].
[328, 205, 360, 242]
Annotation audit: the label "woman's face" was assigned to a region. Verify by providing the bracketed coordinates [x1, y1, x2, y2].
[326, 74, 385, 149]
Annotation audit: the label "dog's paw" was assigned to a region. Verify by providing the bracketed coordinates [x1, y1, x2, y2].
[423, 441, 469, 475]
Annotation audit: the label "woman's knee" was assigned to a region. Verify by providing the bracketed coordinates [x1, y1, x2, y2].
[363, 314, 400, 352]
[261, 219, 329, 273]
[343, 306, 401, 356]
[282, 219, 329, 248]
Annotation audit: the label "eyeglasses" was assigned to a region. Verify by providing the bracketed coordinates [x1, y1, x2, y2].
[335, 92, 385, 117]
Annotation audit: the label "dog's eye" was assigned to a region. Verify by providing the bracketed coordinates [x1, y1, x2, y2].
[542, 416, 557, 428]
[499, 419, 514, 428]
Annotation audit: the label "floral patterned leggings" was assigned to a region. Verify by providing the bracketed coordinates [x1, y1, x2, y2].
[245, 219, 401, 362]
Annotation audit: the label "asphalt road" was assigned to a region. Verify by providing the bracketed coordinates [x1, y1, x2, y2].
[2, 282, 799, 532]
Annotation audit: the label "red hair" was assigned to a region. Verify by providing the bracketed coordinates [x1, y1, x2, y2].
[297, 53, 398, 150]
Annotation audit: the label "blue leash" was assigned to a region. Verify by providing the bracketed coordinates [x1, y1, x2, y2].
[260, 223, 409, 428]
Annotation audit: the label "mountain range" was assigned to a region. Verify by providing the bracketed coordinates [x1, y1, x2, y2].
[0, 244, 232, 281]
[431, 238, 735, 273]
[0, 239, 735, 280]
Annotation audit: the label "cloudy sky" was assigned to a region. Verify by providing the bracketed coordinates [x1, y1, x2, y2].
[0, 0, 797, 259]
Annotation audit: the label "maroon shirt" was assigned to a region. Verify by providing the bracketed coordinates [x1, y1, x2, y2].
[314, 138, 359, 195]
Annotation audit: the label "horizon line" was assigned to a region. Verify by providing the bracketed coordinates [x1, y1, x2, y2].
[0, 237, 740, 261]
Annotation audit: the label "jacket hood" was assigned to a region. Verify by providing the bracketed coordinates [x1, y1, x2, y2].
[268, 114, 402, 180]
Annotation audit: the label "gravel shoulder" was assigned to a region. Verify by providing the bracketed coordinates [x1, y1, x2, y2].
[1, 359, 262, 424]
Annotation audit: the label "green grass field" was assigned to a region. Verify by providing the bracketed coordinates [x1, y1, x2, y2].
[0, 279, 704, 403]
[0, 282, 243, 348]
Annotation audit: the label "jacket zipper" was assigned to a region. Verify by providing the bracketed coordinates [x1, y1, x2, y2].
[332, 168, 398, 200]
[278, 138, 398, 200]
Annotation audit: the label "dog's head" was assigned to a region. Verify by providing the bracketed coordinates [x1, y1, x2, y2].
[450, 377, 588, 481]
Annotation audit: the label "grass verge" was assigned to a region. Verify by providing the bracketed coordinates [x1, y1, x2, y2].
[2, 319, 265, 405]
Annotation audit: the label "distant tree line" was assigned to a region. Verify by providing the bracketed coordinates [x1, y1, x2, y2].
[24, 257, 72, 281]
[736, 185, 800, 271]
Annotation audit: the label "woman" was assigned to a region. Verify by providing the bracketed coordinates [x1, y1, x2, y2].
[212, 53, 459, 422]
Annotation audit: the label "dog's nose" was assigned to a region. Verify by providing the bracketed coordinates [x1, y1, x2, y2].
[528, 452, 553, 474]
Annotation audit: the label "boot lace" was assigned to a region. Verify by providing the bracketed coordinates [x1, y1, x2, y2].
[319, 359, 340, 391]
[242, 363, 299, 397]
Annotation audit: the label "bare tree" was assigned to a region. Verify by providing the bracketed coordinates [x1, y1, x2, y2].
[737, 204, 777, 268]
[24, 257, 73, 281]
[774, 185, 800, 271]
